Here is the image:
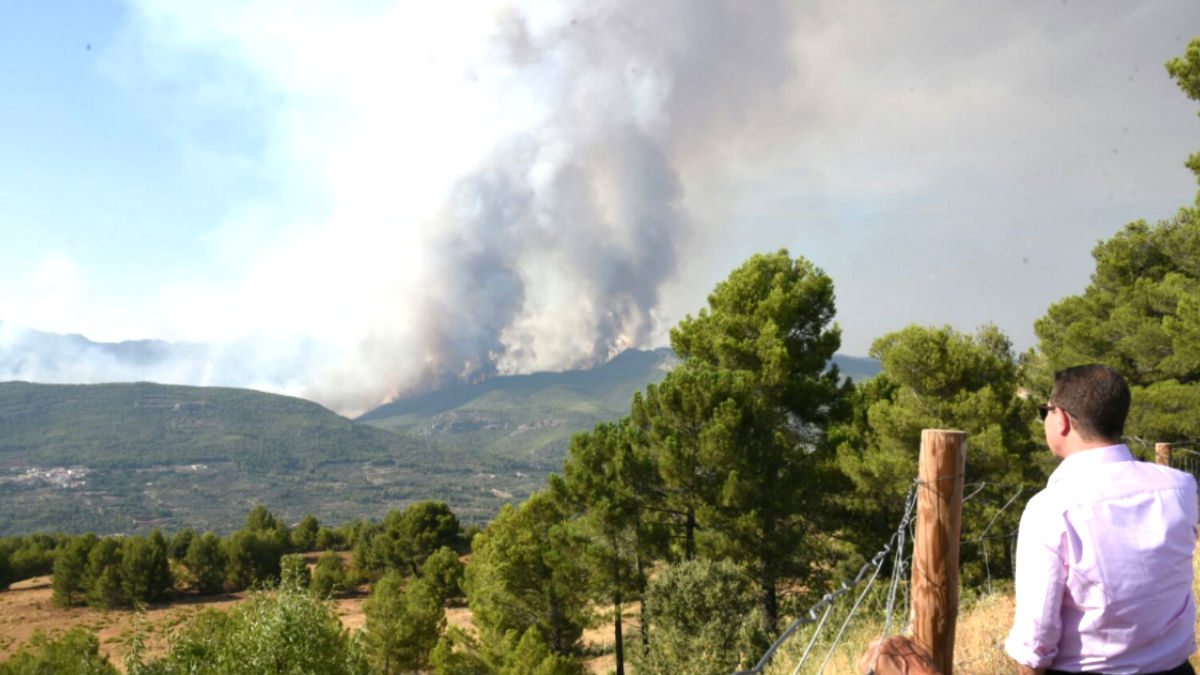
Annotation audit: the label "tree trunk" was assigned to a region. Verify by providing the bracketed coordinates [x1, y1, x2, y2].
[614, 590, 625, 675]
[759, 571, 778, 635]
[685, 508, 696, 560]
[638, 559, 650, 651]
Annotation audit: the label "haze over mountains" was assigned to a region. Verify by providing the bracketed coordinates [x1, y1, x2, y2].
[0, 321, 338, 409]
[0, 325, 879, 537]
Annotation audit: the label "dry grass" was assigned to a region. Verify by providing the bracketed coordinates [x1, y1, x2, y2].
[0, 576, 250, 668]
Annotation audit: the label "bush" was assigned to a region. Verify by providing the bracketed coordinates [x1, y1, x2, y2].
[131, 572, 364, 675]
[311, 550, 346, 598]
[281, 553, 311, 589]
[0, 627, 118, 675]
[632, 558, 764, 675]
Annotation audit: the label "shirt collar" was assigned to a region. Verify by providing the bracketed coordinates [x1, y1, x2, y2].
[1047, 443, 1135, 485]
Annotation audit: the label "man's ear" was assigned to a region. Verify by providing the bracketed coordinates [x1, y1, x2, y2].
[1051, 408, 1072, 439]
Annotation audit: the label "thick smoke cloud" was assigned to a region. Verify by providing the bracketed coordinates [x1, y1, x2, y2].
[0, 1, 804, 416]
[9, 1, 1194, 416]
[312, 1, 803, 412]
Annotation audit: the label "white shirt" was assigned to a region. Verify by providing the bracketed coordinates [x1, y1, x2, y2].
[1005, 444, 1198, 674]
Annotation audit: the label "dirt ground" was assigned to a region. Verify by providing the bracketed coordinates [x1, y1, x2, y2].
[0, 576, 618, 674]
[0, 575, 253, 666]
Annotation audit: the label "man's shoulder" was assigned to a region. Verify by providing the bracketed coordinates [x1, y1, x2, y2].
[1117, 460, 1197, 496]
[1039, 461, 1197, 523]
[1154, 463, 1199, 489]
[1020, 487, 1063, 520]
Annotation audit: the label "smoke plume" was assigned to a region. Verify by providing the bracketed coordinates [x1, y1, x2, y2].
[301, 1, 803, 413]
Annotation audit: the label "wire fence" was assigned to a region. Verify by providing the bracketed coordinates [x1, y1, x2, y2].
[733, 477, 1036, 675]
[1170, 447, 1200, 483]
[731, 481, 920, 675]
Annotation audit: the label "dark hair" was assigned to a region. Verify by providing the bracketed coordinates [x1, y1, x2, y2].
[1049, 364, 1131, 442]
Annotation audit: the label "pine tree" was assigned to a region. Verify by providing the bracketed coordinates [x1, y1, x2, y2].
[553, 419, 663, 675]
[84, 539, 126, 609]
[419, 546, 465, 605]
[185, 532, 228, 594]
[363, 573, 446, 674]
[667, 250, 851, 632]
[465, 491, 588, 663]
[51, 534, 97, 607]
[292, 514, 320, 552]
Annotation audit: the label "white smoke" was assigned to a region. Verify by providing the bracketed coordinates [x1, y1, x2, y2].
[315, 2, 803, 412]
[0, 2, 803, 415]
[7, 1, 1194, 416]
[83, 0, 802, 415]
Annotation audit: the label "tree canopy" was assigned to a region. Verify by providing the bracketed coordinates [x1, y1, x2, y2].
[667, 250, 851, 632]
[1033, 209, 1200, 446]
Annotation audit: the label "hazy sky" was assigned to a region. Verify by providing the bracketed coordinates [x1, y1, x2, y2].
[2, 1, 1198, 414]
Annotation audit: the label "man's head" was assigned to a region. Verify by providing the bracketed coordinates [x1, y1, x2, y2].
[1045, 364, 1130, 449]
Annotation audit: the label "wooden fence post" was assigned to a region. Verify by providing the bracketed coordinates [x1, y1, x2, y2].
[911, 429, 966, 675]
[1156, 442, 1174, 466]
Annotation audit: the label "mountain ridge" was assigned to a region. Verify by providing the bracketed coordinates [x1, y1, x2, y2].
[0, 347, 879, 536]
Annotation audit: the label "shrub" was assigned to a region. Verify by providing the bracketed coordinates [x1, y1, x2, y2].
[0, 627, 118, 675]
[632, 558, 763, 675]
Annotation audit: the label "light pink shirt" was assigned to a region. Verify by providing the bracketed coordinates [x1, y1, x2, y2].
[1005, 444, 1198, 674]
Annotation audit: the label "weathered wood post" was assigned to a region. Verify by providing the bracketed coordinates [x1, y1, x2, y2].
[911, 429, 966, 675]
[1156, 442, 1174, 467]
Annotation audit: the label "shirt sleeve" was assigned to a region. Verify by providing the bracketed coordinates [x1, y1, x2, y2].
[1005, 494, 1067, 670]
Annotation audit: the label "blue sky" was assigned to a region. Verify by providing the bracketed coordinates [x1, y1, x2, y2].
[2, 1, 1199, 414]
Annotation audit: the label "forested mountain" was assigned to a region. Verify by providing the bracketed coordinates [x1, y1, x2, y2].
[0, 382, 526, 536]
[0, 351, 878, 537]
[358, 348, 681, 468]
[0, 381, 419, 470]
[358, 349, 878, 468]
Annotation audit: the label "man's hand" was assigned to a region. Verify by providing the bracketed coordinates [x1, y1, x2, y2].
[858, 635, 942, 675]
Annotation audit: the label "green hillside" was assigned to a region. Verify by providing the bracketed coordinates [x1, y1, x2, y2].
[0, 382, 539, 536]
[0, 381, 417, 470]
[0, 351, 877, 537]
[357, 348, 680, 467]
[356, 349, 878, 469]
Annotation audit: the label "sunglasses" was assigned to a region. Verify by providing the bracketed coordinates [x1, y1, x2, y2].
[1037, 404, 1068, 420]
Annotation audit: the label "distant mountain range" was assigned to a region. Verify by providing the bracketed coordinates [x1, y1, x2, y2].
[0, 326, 880, 537]
[0, 321, 336, 402]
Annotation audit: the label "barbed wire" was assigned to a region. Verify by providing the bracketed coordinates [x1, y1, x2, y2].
[969, 484, 1024, 595]
[732, 481, 920, 675]
[860, 485, 918, 675]
[1125, 435, 1200, 451]
[734, 471, 1045, 675]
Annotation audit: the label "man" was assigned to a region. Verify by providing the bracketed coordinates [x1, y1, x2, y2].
[1006, 365, 1198, 675]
